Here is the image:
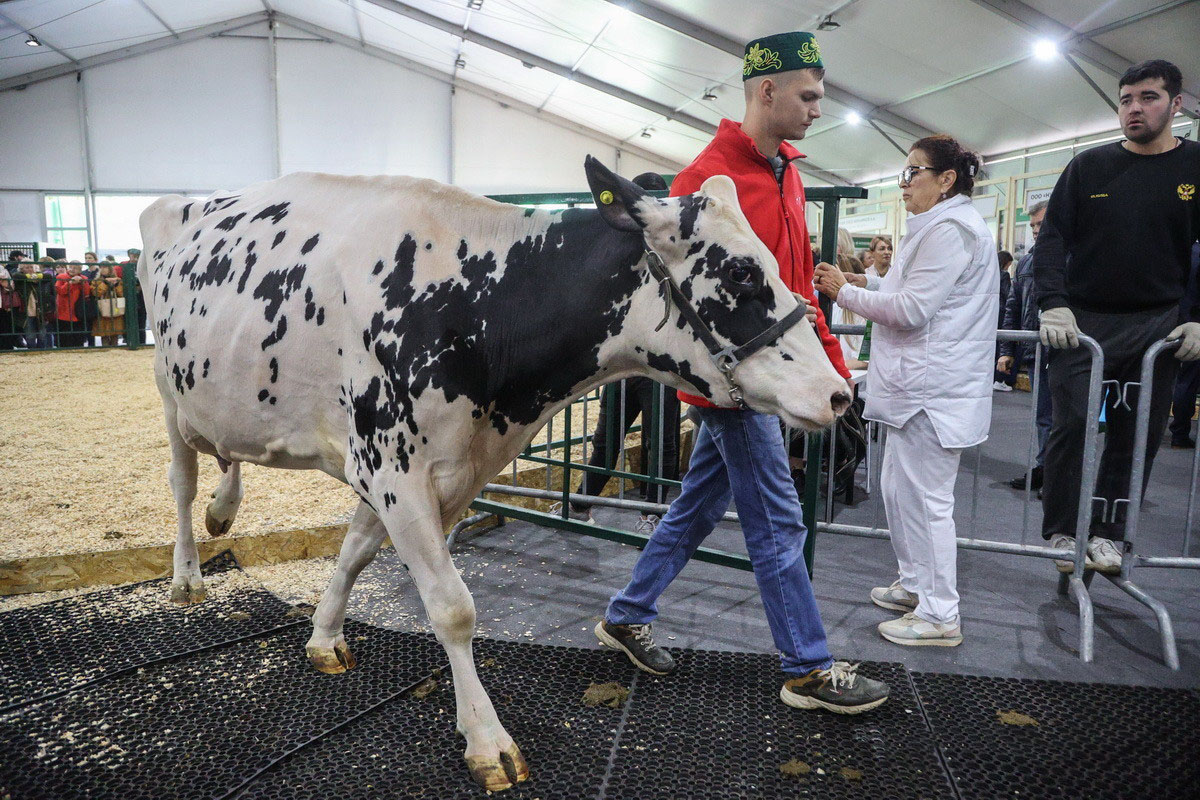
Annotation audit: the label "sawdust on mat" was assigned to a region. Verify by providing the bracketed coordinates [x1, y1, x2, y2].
[779, 759, 812, 777]
[581, 681, 630, 708]
[0, 349, 360, 561]
[996, 709, 1039, 726]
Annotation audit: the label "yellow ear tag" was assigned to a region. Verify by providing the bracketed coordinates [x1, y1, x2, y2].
[599, 190, 615, 205]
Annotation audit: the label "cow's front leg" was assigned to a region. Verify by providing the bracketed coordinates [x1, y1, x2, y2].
[381, 493, 528, 792]
[307, 500, 387, 673]
[205, 458, 243, 536]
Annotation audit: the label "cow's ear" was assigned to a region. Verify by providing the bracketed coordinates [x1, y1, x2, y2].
[585, 155, 647, 233]
[698, 174, 739, 206]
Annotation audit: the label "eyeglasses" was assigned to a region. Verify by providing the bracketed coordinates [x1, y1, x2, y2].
[897, 165, 940, 186]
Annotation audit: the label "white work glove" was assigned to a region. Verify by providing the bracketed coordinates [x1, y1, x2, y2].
[1039, 307, 1081, 349]
[1169, 322, 1200, 361]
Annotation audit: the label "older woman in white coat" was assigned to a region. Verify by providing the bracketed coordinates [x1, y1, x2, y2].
[815, 134, 998, 647]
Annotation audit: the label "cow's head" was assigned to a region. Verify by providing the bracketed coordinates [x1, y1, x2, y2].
[584, 156, 849, 430]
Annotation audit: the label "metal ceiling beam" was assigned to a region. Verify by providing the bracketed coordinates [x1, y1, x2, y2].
[602, 0, 937, 143]
[0, 13, 269, 92]
[275, 14, 686, 173]
[134, 0, 179, 39]
[0, 9, 80, 66]
[966, 0, 1199, 118]
[367, 0, 850, 183]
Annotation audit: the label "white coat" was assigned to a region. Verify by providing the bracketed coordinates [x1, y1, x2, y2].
[837, 194, 999, 448]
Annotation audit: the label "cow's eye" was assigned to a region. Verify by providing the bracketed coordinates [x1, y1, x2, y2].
[728, 261, 755, 286]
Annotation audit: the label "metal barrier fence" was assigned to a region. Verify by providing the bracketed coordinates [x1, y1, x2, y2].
[1103, 336, 1197, 670]
[462, 327, 1115, 666]
[0, 265, 147, 352]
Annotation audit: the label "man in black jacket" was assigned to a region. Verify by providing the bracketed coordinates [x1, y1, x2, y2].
[1034, 60, 1200, 574]
[999, 200, 1049, 490]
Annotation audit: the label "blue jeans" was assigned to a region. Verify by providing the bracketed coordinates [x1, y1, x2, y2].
[23, 317, 49, 349]
[607, 407, 833, 675]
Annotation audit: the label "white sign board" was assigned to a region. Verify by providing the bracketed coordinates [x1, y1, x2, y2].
[841, 211, 888, 233]
[971, 194, 998, 218]
[1024, 187, 1053, 212]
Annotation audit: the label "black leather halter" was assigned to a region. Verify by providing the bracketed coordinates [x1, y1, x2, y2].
[644, 248, 808, 408]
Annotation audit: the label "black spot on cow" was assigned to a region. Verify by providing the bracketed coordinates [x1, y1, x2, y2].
[424, 242, 432, 250]
[272, 230, 286, 249]
[645, 352, 711, 399]
[252, 202, 290, 225]
[192, 230, 201, 241]
[261, 316, 287, 350]
[202, 358, 210, 378]
[181, 203, 192, 224]
[177, 330, 186, 349]
[372, 259, 385, 276]
[269, 397, 276, 405]
[781, 352, 794, 362]
[216, 212, 246, 231]
[304, 287, 317, 321]
[200, 305, 208, 317]
[316, 307, 325, 326]
[236, 250, 258, 294]
[269, 357, 278, 383]
[258, 389, 269, 402]
[253, 264, 306, 322]
[300, 234, 319, 255]
[677, 195, 708, 240]
[686, 240, 704, 258]
[210, 239, 226, 256]
[337, 348, 342, 356]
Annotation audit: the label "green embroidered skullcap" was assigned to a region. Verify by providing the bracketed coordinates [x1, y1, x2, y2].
[742, 31, 823, 80]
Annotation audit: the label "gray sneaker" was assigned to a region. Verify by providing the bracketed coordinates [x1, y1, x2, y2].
[595, 621, 676, 675]
[780, 661, 889, 714]
[634, 514, 660, 536]
[1087, 536, 1123, 574]
[878, 612, 963, 647]
[870, 579, 918, 612]
[548, 501, 594, 525]
[1048, 534, 1075, 573]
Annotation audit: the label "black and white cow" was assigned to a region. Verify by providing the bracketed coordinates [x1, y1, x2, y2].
[139, 157, 848, 791]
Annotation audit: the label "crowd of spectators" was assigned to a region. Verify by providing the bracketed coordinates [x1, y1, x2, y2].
[0, 248, 144, 350]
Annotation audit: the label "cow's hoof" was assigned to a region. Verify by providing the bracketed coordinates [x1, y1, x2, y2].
[465, 744, 530, 792]
[205, 506, 233, 536]
[307, 641, 356, 674]
[170, 579, 206, 605]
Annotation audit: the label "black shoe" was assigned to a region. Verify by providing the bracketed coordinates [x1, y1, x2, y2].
[1009, 466, 1043, 491]
[594, 621, 676, 675]
[780, 661, 889, 715]
[1170, 437, 1196, 449]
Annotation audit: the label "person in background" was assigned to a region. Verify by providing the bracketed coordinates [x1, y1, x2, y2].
[816, 134, 998, 648]
[831, 256, 869, 370]
[103, 254, 118, 264]
[866, 235, 893, 278]
[55, 261, 91, 348]
[552, 172, 681, 535]
[999, 200, 1050, 491]
[1033, 59, 1199, 575]
[5, 251, 25, 279]
[13, 261, 54, 349]
[860, 248, 874, 271]
[1168, 241, 1200, 448]
[83, 251, 100, 280]
[993, 251, 1016, 391]
[91, 263, 125, 347]
[0, 270, 22, 349]
[598, 30, 889, 715]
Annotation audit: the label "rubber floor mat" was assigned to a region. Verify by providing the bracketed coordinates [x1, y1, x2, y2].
[0, 551, 298, 711]
[0, 621, 444, 800]
[912, 671, 1200, 800]
[240, 637, 640, 799]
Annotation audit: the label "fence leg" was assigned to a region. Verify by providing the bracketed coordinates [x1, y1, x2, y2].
[1107, 575, 1180, 670]
[1066, 575, 1095, 663]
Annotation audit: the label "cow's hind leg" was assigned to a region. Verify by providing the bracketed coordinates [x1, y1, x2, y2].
[163, 405, 204, 604]
[381, 495, 528, 792]
[205, 458, 243, 536]
[307, 500, 387, 673]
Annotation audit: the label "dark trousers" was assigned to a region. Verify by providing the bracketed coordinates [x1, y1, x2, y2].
[576, 378, 681, 508]
[1169, 360, 1200, 442]
[1041, 306, 1181, 541]
[0, 311, 17, 350]
[1033, 356, 1052, 467]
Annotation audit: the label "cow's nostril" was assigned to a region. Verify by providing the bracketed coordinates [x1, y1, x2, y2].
[831, 391, 852, 415]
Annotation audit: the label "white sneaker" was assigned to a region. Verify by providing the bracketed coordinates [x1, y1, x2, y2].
[1048, 534, 1075, 573]
[878, 612, 963, 647]
[634, 514, 660, 536]
[993, 381, 1013, 392]
[870, 579, 918, 612]
[1087, 536, 1123, 574]
[547, 501, 595, 524]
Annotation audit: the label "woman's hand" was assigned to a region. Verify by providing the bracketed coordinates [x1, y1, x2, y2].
[791, 293, 818, 324]
[814, 261, 847, 300]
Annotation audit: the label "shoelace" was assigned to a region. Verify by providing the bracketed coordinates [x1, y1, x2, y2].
[1091, 538, 1121, 560]
[824, 660, 860, 690]
[628, 624, 656, 647]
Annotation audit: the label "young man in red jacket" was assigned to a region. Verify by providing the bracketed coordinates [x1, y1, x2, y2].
[596, 32, 888, 714]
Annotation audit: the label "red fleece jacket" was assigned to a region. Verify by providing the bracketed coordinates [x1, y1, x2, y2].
[670, 119, 849, 408]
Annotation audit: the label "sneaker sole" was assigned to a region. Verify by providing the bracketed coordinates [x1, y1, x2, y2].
[778, 686, 888, 715]
[879, 630, 963, 647]
[594, 622, 672, 676]
[870, 594, 917, 613]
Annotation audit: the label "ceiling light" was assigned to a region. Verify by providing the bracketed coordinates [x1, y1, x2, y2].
[1033, 38, 1057, 60]
[817, 15, 839, 31]
[640, 127, 653, 139]
[846, 111, 862, 126]
[25, 35, 41, 47]
[467, 0, 484, 10]
[702, 87, 718, 101]
[454, 56, 466, 69]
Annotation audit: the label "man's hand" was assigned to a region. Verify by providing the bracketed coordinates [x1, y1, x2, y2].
[1169, 322, 1200, 361]
[1039, 307, 1081, 349]
[844, 272, 868, 288]
[792, 293, 817, 324]
[997, 356, 1013, 373]
[813, 261, 847, 300]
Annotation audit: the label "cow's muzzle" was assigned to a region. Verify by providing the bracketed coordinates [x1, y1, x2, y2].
[645, 248, 807, 409]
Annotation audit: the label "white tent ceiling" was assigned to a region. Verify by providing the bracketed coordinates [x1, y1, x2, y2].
[1, 0, 1197, 185]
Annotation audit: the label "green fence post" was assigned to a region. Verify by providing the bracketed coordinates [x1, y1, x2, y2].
[561, 404, 572, 514]
[122, 262, 140, 350]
